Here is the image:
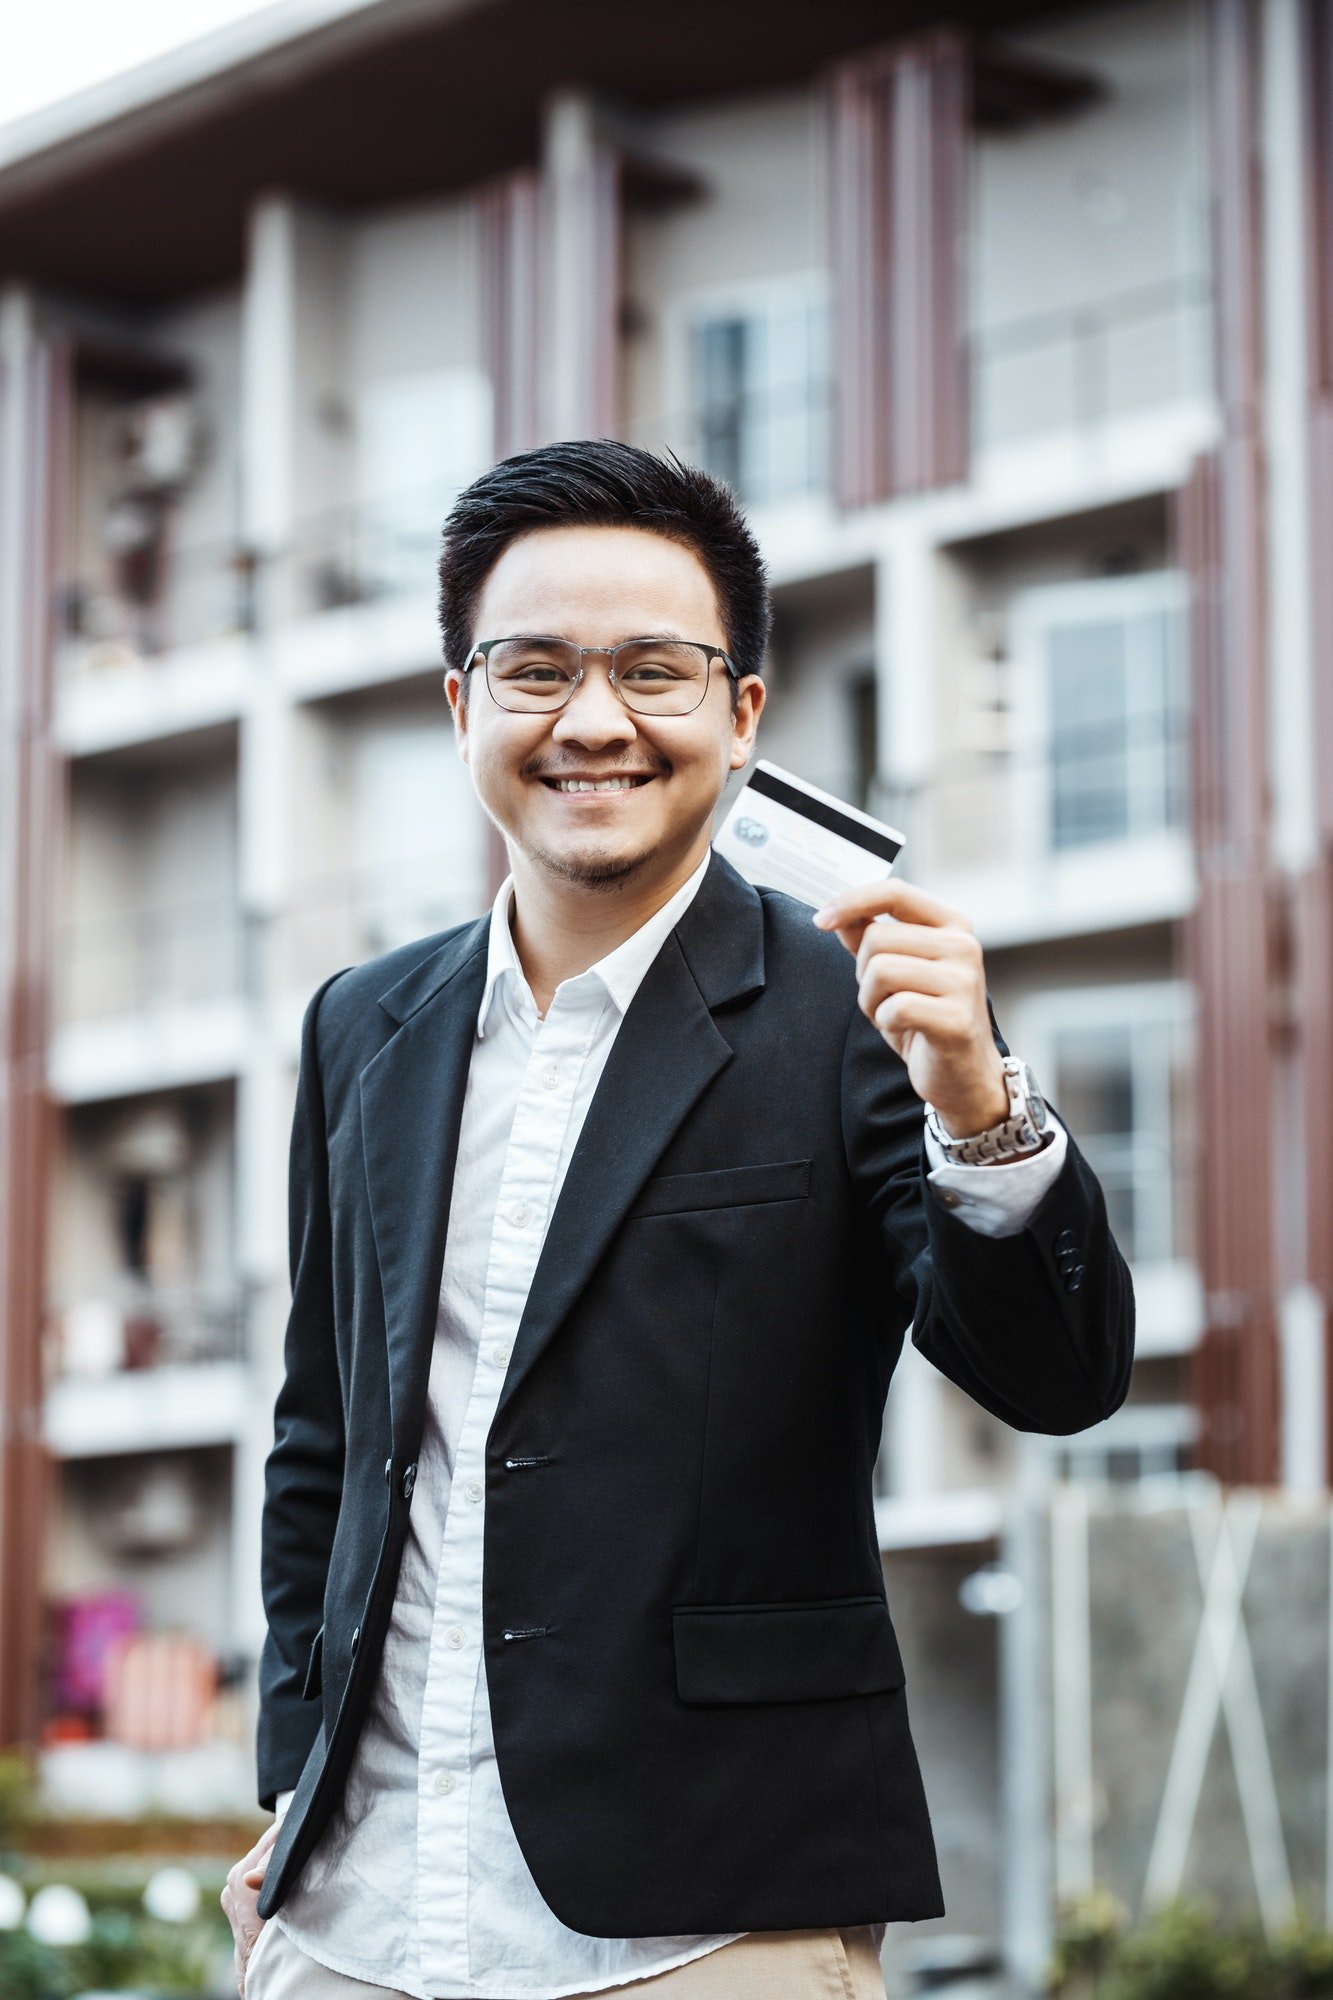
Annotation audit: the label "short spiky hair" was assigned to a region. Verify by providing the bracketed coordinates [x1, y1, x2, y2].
[437, 438, 771, 683]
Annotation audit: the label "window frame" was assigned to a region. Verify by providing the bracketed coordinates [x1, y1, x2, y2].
[1010, 976, 1201, 1359]
[661, 270, 831, 508]
[1008, 568, 1190, 866]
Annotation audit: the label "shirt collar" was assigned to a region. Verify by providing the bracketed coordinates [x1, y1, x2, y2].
[476, 849, 714, 1038]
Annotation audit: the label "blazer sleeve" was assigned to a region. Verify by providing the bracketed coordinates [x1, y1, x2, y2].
[842, 990, 1135, 1435]
[256, 966, 350, 1809]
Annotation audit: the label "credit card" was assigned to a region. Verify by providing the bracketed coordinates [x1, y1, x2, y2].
[713, 760, 906, 908]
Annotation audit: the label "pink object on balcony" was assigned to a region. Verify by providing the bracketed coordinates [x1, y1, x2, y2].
[103, 1631, 218, 1751]
[54, 1592, 141, 1713]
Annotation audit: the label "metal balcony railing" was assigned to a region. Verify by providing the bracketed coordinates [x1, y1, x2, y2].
[54, 894, 246, 1026]
[872, 709, 1191, 878]
[970, 274, 1214, 452]
[281, 856, 479, 993]
[55, 532, 260, 673]
[45, 1282, 248, 1385]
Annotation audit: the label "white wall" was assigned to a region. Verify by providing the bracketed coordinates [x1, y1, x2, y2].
[342, 194, 491, 521]
[623, 89, 824, 445]
[61, 747, 239, 1019]
[152, 287, 244, 560]
[971, 0, 1210, 444]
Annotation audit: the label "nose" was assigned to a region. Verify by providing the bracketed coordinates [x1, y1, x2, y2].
[550, 659, 638, 748]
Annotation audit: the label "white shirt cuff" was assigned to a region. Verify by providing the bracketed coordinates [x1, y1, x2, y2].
[923, 1108, 1069, 1238]
[275, 1789, 296, 1819]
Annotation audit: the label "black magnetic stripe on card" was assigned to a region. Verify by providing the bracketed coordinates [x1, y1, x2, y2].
[745, 767, 903, 864]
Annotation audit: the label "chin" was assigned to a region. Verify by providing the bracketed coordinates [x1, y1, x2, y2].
[528, 836, 657, 892]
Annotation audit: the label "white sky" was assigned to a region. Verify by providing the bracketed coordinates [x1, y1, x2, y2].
[0, 0, 274, 134]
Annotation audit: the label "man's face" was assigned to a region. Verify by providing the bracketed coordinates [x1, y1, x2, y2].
[445, 524, 764, 894]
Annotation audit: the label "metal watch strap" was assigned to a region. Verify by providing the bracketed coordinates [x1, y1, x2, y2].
[924, 1055, 1049, 1166]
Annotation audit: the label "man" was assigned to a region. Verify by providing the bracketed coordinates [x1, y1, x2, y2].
[224, 440, 1133, 2000]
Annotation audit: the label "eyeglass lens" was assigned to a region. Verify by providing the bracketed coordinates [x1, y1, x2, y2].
[484, 639, 716, 715]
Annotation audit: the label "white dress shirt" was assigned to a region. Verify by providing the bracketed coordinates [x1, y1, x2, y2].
[273, 853, 1067, 1997]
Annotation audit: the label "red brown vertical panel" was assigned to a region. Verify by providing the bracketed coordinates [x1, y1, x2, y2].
[0, 333, 66, 1749]
[478, 170, 541, 460]
[827, 57, 892, 508]
[827, 32, 970, 508]
[1179, 0, 1279, 1486]
[1298, 2, 1333, 1466]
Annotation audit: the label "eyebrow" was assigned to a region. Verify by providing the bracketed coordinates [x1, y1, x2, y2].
[490, 629, 693, 646]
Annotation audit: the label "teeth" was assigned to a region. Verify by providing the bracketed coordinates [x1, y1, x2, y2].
[553, 777, 643, 792]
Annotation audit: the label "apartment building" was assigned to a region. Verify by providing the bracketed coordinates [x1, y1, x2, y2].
[1, 0, 1330, 1983]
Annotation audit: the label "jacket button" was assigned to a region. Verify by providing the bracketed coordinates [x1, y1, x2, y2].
[1054, 1228, 1077, 1257]
[1065, 1264, 1086, 1293]
[402, 1463, 417, 1501]
[351, 1625, 360, 1653]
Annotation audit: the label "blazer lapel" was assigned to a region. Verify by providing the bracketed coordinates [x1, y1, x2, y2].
[494, 853, 765, 1426]
[360, 920, 489, 1456]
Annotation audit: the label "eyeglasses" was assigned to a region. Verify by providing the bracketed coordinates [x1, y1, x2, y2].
[464, 636, 739, 716]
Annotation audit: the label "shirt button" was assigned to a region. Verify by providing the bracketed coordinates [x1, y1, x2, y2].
[541, 1066, 559, 1090]
[433, 1771, 456, 1796]
[509, 1201, 532, 1228]
[492, 1343, 511, 1368]
[445, 1626, 465, 1651]
[464, 1478, 483, 1504]
[938, 1188, 963, 1209]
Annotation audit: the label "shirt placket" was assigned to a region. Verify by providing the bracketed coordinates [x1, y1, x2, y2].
[416, 983, 604, 1994]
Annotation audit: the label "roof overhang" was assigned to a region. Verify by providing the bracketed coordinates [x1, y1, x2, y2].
[0, 0, 1078, 305]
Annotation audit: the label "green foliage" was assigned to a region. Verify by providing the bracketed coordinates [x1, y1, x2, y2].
[68, 1908, 219, 1992]
[1047, 1894, 1333, 2000]
[0, 1753, 35, 1854]
[0, 1866, 228, 1996]
[0, 1926, 72, 2000]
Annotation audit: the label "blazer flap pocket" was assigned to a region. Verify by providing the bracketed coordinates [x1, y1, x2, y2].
[673, 1596, 905, 1705]
[301, 1624, 324, 1701]
[630, 1158, 810, 1220]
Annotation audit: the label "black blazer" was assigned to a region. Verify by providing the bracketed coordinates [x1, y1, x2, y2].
[255, 850, 1134, 1933]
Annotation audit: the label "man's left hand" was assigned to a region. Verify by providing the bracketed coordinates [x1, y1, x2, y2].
[813, 879, 1008, 1139]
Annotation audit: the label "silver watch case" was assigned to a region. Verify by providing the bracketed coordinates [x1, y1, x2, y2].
[927, 1055, 1049, 1165]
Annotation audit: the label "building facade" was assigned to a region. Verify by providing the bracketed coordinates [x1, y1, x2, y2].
[1, 0, 1331, 1986]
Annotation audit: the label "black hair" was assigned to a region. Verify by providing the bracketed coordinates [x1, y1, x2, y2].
[437, 439, 770, 694]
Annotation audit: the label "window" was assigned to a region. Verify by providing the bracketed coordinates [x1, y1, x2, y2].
[1018, 982, 1194, 1276]
[1050, 1013, 1190, 1267]
[1012, 572, 1189, 854]
[687, 289, 828, 506]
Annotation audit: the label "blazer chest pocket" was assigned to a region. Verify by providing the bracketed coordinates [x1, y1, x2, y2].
[628, 1158, 810, 1220]
[673, 1596, 905, 1705]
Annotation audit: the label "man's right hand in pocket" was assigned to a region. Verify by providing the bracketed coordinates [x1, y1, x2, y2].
[222, 1819, 281, 1998]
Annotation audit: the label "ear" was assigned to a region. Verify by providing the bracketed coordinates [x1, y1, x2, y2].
[729, 675, 765, 771]
[444, 668, 470, 764]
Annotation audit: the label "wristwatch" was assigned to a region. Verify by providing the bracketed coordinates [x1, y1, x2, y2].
[924, 1055, 1051, 1165]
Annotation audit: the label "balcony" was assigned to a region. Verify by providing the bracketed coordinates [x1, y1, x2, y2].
[971, 274, 1213, 467]
[283, 855, 480, 995]
[51, 894, 247, 1101]
[882, 712, 1192, 945]
[43, 1284, 249, 1458]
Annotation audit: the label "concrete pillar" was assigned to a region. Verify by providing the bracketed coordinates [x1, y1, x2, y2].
[542, 92, 621, 441]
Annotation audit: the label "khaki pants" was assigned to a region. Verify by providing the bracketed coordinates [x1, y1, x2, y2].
[243, 1913, 888, 2000]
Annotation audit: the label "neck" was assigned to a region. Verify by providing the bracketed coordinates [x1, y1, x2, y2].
[507, 834, 710, 1015]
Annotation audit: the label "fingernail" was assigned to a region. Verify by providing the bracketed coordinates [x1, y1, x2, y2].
[812, 906, 833, 927]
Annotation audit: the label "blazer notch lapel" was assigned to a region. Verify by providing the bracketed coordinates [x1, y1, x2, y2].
[493, 931, 736, 1426]
[360, 938, 488, 1454]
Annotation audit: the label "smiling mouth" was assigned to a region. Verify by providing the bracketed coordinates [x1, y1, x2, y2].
[540, 775, 657, 793]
